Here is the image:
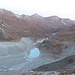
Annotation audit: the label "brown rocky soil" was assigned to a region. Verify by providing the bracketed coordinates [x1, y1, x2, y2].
[0, 9, 75, 42]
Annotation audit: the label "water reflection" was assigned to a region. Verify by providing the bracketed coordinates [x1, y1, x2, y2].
[29, 48, 40, 58]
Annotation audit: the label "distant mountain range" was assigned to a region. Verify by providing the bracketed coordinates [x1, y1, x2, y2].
[0, 8, 75, 41]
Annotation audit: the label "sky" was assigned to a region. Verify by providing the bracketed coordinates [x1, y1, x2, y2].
[0, 0, 75, 20]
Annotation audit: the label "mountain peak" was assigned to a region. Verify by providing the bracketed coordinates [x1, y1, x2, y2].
[50, 16, 60, 20]
[31, 13, 42, 18]
[0, 8, 15, 16]
[44, 16, 60, 22]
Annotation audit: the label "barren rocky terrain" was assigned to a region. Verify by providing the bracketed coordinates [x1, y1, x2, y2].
[0, 8, 75, 74]
[0, 9, 75, 41]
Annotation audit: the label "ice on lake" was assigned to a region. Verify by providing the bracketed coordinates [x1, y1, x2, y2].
[29, 48, 40, 58]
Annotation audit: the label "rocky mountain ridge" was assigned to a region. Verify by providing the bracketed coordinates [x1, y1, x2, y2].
[0, 8, 75, 42]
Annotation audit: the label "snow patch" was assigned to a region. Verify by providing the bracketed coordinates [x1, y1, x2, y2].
[36, 38, 46, 43]
[61, 19, 67, 25]
[16, 14, 21, 18]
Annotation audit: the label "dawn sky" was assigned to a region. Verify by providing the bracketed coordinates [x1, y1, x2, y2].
[0, 0, 75, 20]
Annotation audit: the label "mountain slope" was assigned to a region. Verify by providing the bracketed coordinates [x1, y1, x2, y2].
[0, 9, 75, 41]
